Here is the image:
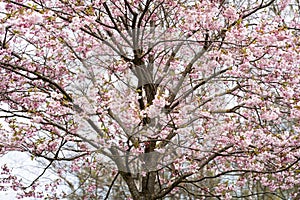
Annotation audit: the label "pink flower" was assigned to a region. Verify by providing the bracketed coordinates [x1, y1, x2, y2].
[223, 6, 239, 21]
[146, 105, 160, 118]
[152, 97, 166, 108]
[29, 12, 43, 24]
[70, 16, 81, 30]
[261, 110, 279, 121]
[276, 33, 288, 41]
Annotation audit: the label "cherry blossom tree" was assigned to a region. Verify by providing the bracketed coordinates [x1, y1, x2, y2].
[1, 0, 300, 199]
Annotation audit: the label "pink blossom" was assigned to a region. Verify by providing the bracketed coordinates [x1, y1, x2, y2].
[223, 6, 239, 21]
[29, 12, 43, 24]
[152, 97, 166, 108]
[261, 110, 279, 121]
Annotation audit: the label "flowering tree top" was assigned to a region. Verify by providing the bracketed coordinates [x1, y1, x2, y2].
[1, 0, 300, 199]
